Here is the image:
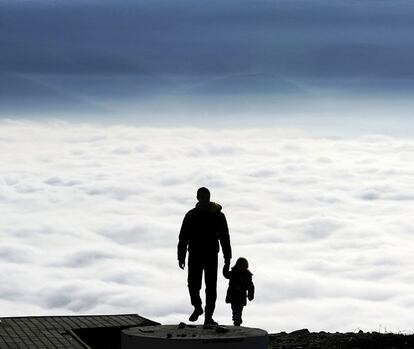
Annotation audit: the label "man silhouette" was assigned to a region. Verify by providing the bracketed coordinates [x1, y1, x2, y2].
[178, 187, 232, 325]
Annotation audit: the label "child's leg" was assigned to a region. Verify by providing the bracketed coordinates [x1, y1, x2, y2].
[239, 305, 244, 325]
[231, 303, 243, 326]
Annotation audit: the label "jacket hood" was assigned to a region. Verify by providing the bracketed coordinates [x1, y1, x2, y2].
[195, 201, 222, 212]
[231, 267, 253, 276]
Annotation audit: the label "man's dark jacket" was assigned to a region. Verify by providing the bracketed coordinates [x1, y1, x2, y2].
[178, 202, 232, 263]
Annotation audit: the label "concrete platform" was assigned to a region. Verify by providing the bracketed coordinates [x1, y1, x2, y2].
[122, 324, 268, 349]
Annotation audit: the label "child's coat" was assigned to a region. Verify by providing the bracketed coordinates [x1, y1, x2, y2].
[223, 266, 255, 306]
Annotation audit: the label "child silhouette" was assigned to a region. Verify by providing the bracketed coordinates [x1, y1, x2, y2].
[223, 257, 255, 326]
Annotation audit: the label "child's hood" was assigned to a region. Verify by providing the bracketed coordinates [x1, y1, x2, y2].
[231, 268, 253, 276]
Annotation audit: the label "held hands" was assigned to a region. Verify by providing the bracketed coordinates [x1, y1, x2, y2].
[178, 261, 185, 270]
[222, 259, 230, 278]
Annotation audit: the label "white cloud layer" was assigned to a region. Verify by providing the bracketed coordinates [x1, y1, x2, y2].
[1, 119, 414, 333]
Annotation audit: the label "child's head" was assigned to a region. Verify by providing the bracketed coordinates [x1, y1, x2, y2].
[234, 257, 249, 271]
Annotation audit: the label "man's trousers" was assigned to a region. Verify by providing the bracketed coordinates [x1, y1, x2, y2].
[187, 253, 218, 317]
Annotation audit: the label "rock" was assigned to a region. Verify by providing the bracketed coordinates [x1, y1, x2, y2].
[289, 329, 310, 336]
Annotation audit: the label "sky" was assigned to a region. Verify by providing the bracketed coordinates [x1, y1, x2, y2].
[1, 0, 414, 134]
[1, 0, 414, 334]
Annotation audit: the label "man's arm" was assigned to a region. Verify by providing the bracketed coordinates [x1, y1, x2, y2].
[177, 213, 190, 269]
[247, 274, 255, 301]
[218, 212, 232, 263]
[222, 264, 231, 279]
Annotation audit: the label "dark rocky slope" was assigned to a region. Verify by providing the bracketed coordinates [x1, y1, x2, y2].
[269, 329, 414, 349]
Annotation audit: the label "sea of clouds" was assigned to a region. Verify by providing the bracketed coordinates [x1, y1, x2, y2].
[1, 119, 414, 333]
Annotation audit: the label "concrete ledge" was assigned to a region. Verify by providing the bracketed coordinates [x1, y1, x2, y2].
[122, 324, 268, 349]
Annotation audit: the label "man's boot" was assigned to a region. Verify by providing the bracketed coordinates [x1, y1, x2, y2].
[189, 306, 203, 322]
[203, 314, 218, 326]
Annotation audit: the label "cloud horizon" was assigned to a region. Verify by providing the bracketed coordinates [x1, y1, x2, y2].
[2, 120, 414, 333]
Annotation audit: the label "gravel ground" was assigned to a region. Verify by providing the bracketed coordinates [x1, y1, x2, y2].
[269, 329, 414, 349]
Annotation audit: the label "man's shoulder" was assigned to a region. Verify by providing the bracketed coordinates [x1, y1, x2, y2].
[185, 208, 198, 217]
[185, 207, 226, 217]
[215, 210, 226, 220]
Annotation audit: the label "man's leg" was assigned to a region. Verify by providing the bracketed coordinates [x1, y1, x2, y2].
[204, 253, 218, 322]
[188, 254, 203, 321]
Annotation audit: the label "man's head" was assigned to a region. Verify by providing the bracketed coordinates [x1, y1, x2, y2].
[196, 187, 211, 206]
